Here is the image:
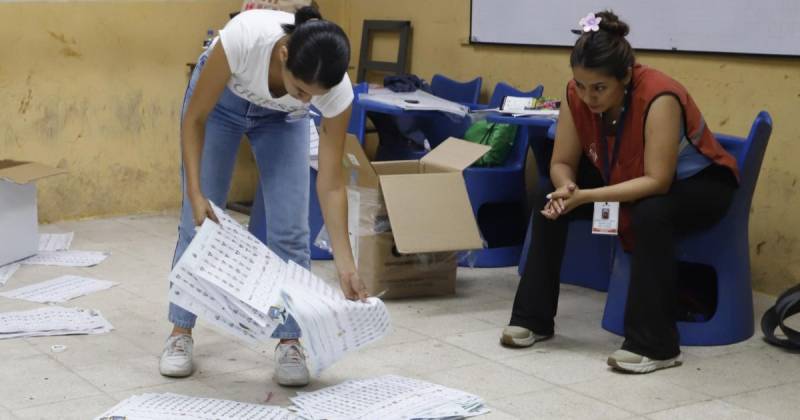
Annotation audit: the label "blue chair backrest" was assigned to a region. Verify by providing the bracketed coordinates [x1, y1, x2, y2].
[488, 82, 544, 168]
[310, 82, 369, 143]
[714, 111, 772, 221]
[488, 82, 544, 109]
[431, 74, 482, 104]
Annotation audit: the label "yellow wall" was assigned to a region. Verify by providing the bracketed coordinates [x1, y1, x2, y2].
[0, 0, 255, 224]
[324, 0, 800, 294]
[2, 0, 798, 293]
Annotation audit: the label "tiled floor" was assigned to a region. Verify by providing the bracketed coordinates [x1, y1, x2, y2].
[1, 212, 798, 419]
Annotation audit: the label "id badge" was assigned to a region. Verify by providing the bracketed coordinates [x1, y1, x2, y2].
[592, 202, 619, 235]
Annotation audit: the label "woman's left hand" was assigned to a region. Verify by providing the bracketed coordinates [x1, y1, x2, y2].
[339, 270, 368, 302]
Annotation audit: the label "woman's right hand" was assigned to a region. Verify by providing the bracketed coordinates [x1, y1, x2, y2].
[541, 182, 577, 220]
[189, 193, 219, 226]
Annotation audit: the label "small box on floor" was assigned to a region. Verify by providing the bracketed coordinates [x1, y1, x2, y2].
[342, 135, 489, 299]
[0, 161, 66, 266]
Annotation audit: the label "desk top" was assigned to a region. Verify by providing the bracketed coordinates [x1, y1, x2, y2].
[485, 112, 556, 129]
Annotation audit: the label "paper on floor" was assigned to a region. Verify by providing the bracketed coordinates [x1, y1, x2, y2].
[0, 306, 113, 339]
[38, 232, 74, 252]
[0, 275, 116, 303]
[290, 375, 490, 420]
[0, 263, 20, 287]
[21, 250, 109, 267]
[95, 392, 297, 420]
[169, 202, 390, 376]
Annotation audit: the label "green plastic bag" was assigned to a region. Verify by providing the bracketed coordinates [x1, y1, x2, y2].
[463, 120, 518, 167]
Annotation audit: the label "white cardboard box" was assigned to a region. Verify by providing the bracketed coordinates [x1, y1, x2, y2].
[0, 161, 66, 266]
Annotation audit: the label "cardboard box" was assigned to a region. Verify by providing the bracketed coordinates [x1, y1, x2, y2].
[0, 161, 66, 266]
[342, 135, 489, 299]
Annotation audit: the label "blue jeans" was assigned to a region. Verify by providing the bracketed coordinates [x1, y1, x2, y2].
[168, 50, 308, 339]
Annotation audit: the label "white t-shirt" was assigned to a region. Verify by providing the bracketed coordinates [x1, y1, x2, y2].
[217, 10, 353, 118]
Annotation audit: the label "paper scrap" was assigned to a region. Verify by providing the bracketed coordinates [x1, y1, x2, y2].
[0, 306, 113, 339]
[0, 263, 20, 287]
[38, 232, 74, 252]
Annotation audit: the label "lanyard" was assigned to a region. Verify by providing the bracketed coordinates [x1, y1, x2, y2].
[600, 87, 631, 183]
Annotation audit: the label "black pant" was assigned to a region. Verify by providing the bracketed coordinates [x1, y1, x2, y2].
[510, 158, 737, 360]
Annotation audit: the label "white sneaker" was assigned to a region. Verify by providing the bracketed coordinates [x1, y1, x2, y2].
[274, 341, 310, 387]
[607, 349, 682, 374]
[159, 334, 194, 377]
[500, 326, 553, 348]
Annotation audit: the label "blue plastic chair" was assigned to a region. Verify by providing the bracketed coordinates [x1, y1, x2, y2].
[249, 82, 369, 260]
[518, 121, 614, 291]
[431, 74, 482, 104]
[458, 82, 544, 268]
[602, 111, 773, 345]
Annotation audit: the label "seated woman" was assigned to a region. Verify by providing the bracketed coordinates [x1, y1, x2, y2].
[501, 11, 739, 373]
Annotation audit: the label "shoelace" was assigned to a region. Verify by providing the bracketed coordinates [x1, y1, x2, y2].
[168, 336, 190, 356]
[280, 344, 304, 365]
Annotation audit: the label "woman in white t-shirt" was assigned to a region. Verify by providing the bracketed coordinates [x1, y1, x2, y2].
[159, 7, 365, 387]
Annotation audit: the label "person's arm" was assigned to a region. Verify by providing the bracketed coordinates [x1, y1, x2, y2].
[181, 42, 232, 225]
[558, 95, 682, 211]
[542, 103, 584, 217]
[316, 104, 368, 301]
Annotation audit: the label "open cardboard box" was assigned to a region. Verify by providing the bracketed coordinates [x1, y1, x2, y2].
[342, 135, 489, 299]
[0, 161, 66, 266]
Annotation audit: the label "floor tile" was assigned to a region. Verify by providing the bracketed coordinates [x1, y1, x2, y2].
[0, 354, 103, 410]
[724, 381, 800, 420]
[13, 394, 119, 420]
[491, 387, 633, 420]
[421, 360, 551, 400]
[647, 399, 774, 420]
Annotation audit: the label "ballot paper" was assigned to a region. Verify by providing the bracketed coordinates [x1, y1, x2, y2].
[0, 306, 113, 339]
[38, 232, 74, 252]
[21, 250, 109, 267]
[290, 375, 490, 420]
[0, 275, 116, 303]
[95, 392, 297, 420]
[280, 261, 390, 376]
[169, 202, 390, 376]
[0, 263, 20, 287]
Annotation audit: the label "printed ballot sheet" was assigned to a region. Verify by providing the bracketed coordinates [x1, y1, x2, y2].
[0, 275, 117, 303]
[0, 306, 113, 339]
[0, 263, 20, 287]
[169, 202, 390, 376]
[280, 261, 390, 376]
[290, 375, 490, 420]
[22, 250, 109, 267]
[95, 392, 297, 420]
[38, 232, 74, 252]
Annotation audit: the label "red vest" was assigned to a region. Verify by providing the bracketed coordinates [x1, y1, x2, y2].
[566, 64, 739, 251]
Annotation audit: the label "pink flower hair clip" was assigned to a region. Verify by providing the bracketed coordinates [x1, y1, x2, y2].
[579, 13, 602, 32]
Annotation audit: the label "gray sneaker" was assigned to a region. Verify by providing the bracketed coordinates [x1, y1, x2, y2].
[607, 349, 682, 374]
[500, 326, 553, 348]
[159, 334, 194, 377]
[274, 342, 310, 387]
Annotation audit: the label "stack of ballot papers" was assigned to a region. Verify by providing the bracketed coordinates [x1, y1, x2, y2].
[95, 393, 298, 420]
[289, 375, 490, 420]
[0, 275, 116, 303]
[0, 306, 113, 339]
[169, 203, 390, 376]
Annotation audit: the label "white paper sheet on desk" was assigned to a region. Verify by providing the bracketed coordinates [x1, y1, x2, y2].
[502, 109, 560, 118]
[0, 275, 116, 303]
[95, 392, 297, 420]
[358, 90, 469, 117]
[290, 375, 489, 420]
[0, 263, 20, 287]
[0, 306, 113, 339]
[280, 260, 390, 377]
[38, 232, 74, 252]
[21, 250, 109, 267]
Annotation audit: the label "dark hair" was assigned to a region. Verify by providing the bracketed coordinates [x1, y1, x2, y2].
[281, 6, 350, 89]
[570, 10, 635, 80]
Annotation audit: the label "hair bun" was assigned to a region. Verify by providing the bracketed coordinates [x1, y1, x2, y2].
[295, 5, 322, 26]
[597, 10, 629, 37]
